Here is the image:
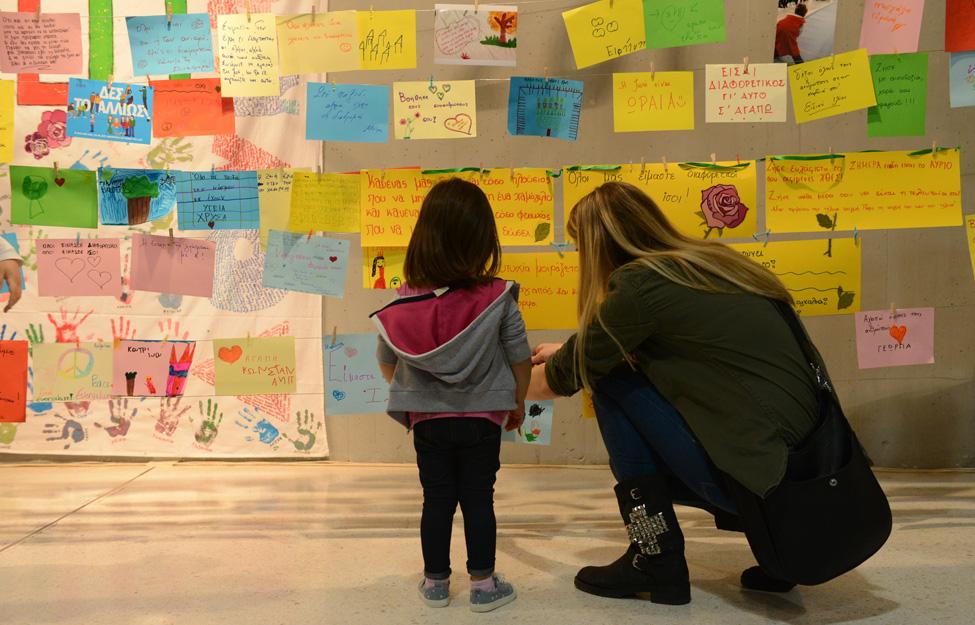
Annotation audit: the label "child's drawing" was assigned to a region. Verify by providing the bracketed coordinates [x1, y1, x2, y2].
[434, 4, 517, 66]
[112, 340, 196, 397]
[501, 400, 554, 445]
[371, 253, 387, 289]
[98, 167, 176, 226]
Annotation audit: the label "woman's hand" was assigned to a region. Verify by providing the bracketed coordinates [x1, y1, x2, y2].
[1, 259, 22, 313]
[531, 342, 564, 365]
[527, 363, 559, 401]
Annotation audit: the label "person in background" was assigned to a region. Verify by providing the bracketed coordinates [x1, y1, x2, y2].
[372, 178, 531, 613]
[0, 236, 23, 312]
[774, 3, 808, 64]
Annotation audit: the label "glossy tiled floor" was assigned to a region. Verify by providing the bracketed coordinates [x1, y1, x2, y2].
[0, 463, 972, 625]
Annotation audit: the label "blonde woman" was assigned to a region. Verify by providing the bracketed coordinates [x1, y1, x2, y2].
[529, 182, 820, 604]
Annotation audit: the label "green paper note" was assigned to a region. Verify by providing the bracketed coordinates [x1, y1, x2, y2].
[88, 0, 113, 81]
[168, 0, 191, 80]
[10, 166, 99, 228]
[867, 53, 928, 138]
[644, 0, 726, 48]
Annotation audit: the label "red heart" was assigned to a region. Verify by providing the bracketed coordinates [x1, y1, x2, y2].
[207, 221, 215, 229]
[889, 325, 908, 345]
[218, 345, 243, 364]
[329, 256, 338, 263]
[54, 177, 66, 186]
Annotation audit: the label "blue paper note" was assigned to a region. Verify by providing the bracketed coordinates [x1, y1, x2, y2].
[501, 400, 554, 445]
[324, 334, 390, 415]
[306, 83, 390, 143]
[0, 234, 25, 296]
[507, 76, 584, 141]
[98, 167, 177, 226]
[66, 78, 153, 145]
[126, 14, 215, 75]
[949, 52, 975, 109]
[262, 231, 349, 297]
[175, 171, 260, 230]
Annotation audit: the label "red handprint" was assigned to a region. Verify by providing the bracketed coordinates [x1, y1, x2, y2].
[94, 398, 137, 438]
[47, 307, 94, 344]
[155, 397, 191, 438]
[158, 319, 190, 340]
[117, 251, 135, 305]
[111, 315, 137, 341]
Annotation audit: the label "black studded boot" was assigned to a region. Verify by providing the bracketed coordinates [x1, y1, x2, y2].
[574, 475, 690, 605]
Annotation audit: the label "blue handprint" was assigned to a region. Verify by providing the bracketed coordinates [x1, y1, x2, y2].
[236, 407, 281, 446]
[0, 323, 17, 341]
[26, 366, 53, 415]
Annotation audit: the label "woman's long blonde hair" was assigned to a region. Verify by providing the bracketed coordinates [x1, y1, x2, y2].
[568, 182, 792, 391]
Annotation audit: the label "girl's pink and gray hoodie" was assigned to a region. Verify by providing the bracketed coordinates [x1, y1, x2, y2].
[371, 279, 532, 429]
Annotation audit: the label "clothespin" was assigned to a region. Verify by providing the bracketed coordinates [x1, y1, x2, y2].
[743, 56, 750, 74]
[331, 325, 338, 348]
[168, 228, 175, 245]
[53, 160, 59, 179]
[509, 166, 515, 181]
[474, 0, 480, 13]
[650, 62, 655, 81]
[107, 74, 113, 91]
[889, 302, 897, 316]
[853, 226, 860, 247]
[246, 331, 251, 346]
[75, 231, 80, 245]
[316, 164, 322, 179]
[307, 229, 314, 241]
[543, 67, 549, 83]
[245, 0, 252, 22]
[311, 5, 316, 23]
[736, 152, 741, 165]
[166, 1, 173, 28]
[35, 1, 41, 21]
[640, 157, 646, 175]
[145, 74, 152, 85]
[479, 162, 485, 176]
[662, 155, 668, 172]
[931, 140, 937, 158]
[429, 75, 434, 90]
[710, 152, 717, 166]
[381, 168, 386, 179]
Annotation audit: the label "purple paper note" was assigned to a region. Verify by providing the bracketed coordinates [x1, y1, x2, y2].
[130, 233, 215, 298]
[855, 307, 934, 369]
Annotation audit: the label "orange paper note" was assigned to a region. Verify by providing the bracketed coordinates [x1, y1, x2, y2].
[0, 340, 28, 422]
[946, 0, 975, 52]
[151, 79, 235, 137]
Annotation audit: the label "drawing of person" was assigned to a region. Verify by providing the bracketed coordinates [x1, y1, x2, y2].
[140, 87, 150, 121]
[89, 110, 96, 133]
[106, 115, 114, 135]
[123, 85, 132, 105]
[371, 253, 386, 289]
[90, 92, 100, 113]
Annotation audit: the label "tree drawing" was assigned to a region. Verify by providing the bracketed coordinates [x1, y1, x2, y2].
[484, 11, 517, 47]
[121, 175, 159, 225]
[22, 175, 49, 219]
[817, 212, 838, 257]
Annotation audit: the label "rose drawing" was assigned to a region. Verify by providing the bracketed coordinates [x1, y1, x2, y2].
[699, 184, 748, 237]
[36, 110, 71, 149]
[24, 132, 50, 160]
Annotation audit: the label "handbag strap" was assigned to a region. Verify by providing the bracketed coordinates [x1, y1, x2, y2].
[771, 300, 833, 393]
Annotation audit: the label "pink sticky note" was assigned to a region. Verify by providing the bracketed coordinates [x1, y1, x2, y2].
[130, 233, 215, 298]
[112, 339, 196, 397]
[855, 307, 935, 369]
[0, 12, 83, 74]
[36, 238, 122, 298]
[858, 0, 924, 55]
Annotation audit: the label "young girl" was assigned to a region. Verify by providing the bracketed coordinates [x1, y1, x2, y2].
[371, 178, 531, 612]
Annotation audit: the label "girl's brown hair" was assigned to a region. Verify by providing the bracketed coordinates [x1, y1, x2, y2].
[404, 178, 502, 289]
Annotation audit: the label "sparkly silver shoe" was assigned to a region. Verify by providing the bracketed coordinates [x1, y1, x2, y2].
[418, 578, 450, 608]
[469, 574, 517, 612]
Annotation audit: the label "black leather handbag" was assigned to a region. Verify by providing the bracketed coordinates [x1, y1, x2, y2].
[727, 301, 892, 586]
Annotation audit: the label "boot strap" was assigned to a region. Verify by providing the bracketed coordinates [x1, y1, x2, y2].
[626, 504, 670, 556]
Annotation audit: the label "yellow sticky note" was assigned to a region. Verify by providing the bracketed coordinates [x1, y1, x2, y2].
[0, 80, 13, 163]
[277, 12, 360, 74]
[358, 10, 417, 70]
[258, 169, 307, 250]
[965, 214, 975, 282]
[363, 247, 407, 289]
[732, 239, 862, 316]
[563, 161, 758, 239]
[789, 49, 877, 123]
[288, 171, 360, 234]
[393, 80, 477, 140]
[213, 336, 296, 396]
[563, 0, 646, 69]
[766, 149, 962, 232]
[612, 71, 695, 132]
[217, 14, 280, 97]
[360, 169, 422, 246]
[501, 252, 579, 330]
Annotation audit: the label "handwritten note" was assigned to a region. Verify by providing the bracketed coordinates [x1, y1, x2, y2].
[306, 83, 389, 143]
[112, 340, 196, 397]
[126, 13, 214, 75]
[0, 12, 82, 73]
[644, 0, 725, 48]
[946, 0, 975, 52]
[948, 52, 975, 109]
[393, 80, 477, 140]
[130, 233, 216, 298]
[217, 14, 280, 97]
[858, 0, 924, 54]
[9, 166, 98, 228]
[175, 170, 260, 230]
[0, 341, 27, 423]
[31, 342, 113, 402]
[501, 400, 554, 445]
[507, 76, 584, 140]
[705, 63, 787, 123]
[732, 239, 861, 317]
[66, 78, 154, 145]
[36, 238, 121, 298]
[263, 231, 349, 297]
[867, 53, 927, 137]
[500, 252, 579, 330]
[856, 308, 934, 368]
[324, 334, 389, 415]
[765, 150, 962, 232]
[358, 10, 416, 70]
[563, 0, 646, 69]
[965, 214, 975, 282]
[151, 78, 235, 137]
[288, 172, 360, 233]
[363, 247, 406, 289]
[789, 49, 877, 124]
[276, 11, 360, 74]
[214, 336, 296, 396]
[0, 79, 12, 162]
[563, 161, 758, 239]
[613, 71, 695, 131]
[258, 169, 299, 250]
[98, 167, 177, 226]
[434, 4, 517, 67]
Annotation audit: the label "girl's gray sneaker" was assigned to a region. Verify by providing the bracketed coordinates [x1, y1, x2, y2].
[469, 575, 517, 613]
[418, 578, 450, 608]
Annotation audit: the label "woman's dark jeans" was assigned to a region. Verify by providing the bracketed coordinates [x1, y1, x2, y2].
[413, 417, 501, 579]
[593, 368, 737, 514]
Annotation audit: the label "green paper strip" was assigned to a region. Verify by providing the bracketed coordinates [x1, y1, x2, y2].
[419, 167, 489, 175]
[167, 0, 190, 80]
[768, 154, 847, 161]
[679, 161, 751, 172]
[546, 169, 563, 178]
[566, 165, 622, 172]
[89, 0, 113, 81]
[907, 147, 959, 156]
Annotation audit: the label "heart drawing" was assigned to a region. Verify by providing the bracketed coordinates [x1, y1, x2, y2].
[54, 177, 66, 187]
[444, 113, 474, 135]
[344, 346, 358, 358]
[218, 345, 243, 364]
[329, 256, 338, 263]
[889, 325, 908, 345]
[54, 257, 85, 282]
[87, 254, 102, 267]
[332, 390, 347, 401]
[86, 270, 113, 289]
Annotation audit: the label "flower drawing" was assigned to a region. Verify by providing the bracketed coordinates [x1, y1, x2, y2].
[36, 110, 71, 149]
[698, 184, 748, 238]
[24, 132, 50, 160]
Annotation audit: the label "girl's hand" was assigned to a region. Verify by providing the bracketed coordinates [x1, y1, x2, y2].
[505, 401, 525, 432]
[531, 342, 563, 365]
[1, 259, 22, 312]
